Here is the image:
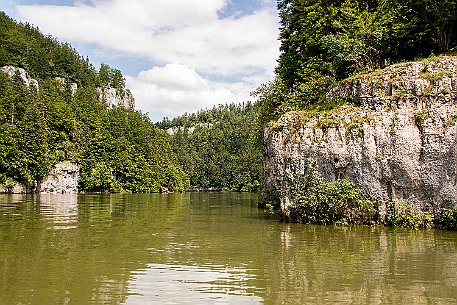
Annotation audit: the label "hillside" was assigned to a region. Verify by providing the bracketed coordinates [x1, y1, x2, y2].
[256, 0, 457, 125]
[156, 102, 262, 191]
[0, 12, 189, 193]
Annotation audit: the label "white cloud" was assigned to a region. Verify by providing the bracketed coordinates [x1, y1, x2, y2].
[15, 0, 280, 119]
[126, 64, 252, 121]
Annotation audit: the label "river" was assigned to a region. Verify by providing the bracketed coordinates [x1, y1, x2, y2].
[0, 192, 456, 304]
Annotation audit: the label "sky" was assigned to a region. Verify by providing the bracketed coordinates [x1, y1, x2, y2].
[1, 0, 280, 121]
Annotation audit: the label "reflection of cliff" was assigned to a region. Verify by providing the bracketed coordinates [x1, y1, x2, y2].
[36, 194, 78, 229]
[1, 193, 457, 304]
[0, 194, 140, 305]
[260, 224, 457, 304]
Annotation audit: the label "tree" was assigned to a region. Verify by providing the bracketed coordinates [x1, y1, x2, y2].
[0, 12, 189, 192]
[269, 0, 457, 122]
[157, 102, 262, 191]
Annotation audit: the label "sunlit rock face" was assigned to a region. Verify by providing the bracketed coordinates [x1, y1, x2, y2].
[1, 65, 39, 89]
[97, 87, 135, 109]
[36, 161, 80, 194]
[262, 56, 457, 216]
[54, 77, 78, 96]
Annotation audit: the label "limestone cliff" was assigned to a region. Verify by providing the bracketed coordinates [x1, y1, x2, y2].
[36, 162, 80, 194]
[1, 66, 39, 89]
[0, 162, 79, 194]
[98, 87, 135, 109]
[262, 56, 457, 216]
[1, 65, 134, 109]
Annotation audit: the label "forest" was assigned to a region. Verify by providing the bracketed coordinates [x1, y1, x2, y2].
[156, 102, 262, 192]
[256, 0, 457, 124]
[0, 12, 188, 193]
[2, 0, 457, 194]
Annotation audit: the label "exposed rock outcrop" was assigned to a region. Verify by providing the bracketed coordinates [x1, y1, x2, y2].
[54, 77, 78, 96]
[36, 162, 80, 194]
[262, 56, 457, 216]
[0, 161, 79, 194]
[98, 87, 135, 109]
[1, 65, 39, 89]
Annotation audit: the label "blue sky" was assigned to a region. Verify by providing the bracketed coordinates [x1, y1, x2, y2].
[1, 0, 280, 121]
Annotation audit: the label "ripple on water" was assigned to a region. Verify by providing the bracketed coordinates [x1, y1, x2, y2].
[124, 263, 263, 305]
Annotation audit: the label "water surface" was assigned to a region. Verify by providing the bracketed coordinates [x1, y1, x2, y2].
[0, 192, 457, 304]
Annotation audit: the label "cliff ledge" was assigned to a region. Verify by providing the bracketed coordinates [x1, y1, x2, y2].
[262, 56, 457, 219]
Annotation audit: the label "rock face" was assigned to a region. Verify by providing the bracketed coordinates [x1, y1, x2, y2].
[36, 162, 80, 194]
[262, 56, 457, 216]
[54, 77, 78, 96]
[98, 87, 135, 109]
[1, 65, 39, 89]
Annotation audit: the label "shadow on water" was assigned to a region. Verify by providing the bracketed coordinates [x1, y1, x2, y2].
[1, 192, 457, 304]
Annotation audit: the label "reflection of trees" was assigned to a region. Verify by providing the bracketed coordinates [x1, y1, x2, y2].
[1, 193, 457, 304]
[0, 194, 156, 304]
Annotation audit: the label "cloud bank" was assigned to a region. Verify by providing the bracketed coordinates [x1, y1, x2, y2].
[16, 0, 279, 120]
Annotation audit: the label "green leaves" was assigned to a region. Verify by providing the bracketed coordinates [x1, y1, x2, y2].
[158, 103, 262, 192]
[0, 12, 189, 193]
[82, 161, 113, 192]
[0, 12, 98, 85]
[289, 161, 378, 225]
[77, 107, 189, 193]
[265, 0, 457, 123]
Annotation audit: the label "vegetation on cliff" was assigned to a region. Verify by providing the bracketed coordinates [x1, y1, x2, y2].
[256, 0, 457, 124]
[258, 1, 457, 230]
[0, 12, 188, 192]
[156, 102, 262, 191]
[266, 160, 456, 230]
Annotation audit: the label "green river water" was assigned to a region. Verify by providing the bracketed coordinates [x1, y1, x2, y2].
[1, 192, 457, 304]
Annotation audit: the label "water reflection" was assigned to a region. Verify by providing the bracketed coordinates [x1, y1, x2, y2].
[0, 193, 28, 205]
[125, 263, 262, 305]
[1, 193, 457, 305]
[260, 225, 457, 305]
[37, 194, 78, 229]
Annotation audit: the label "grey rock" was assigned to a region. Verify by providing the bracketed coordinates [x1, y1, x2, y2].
[36, 161, 80, 194]
[1, 65, 39, 89]
[97, 86, 135, 109]
[54, 77, 78, 96]
[262, 56, 457, 216]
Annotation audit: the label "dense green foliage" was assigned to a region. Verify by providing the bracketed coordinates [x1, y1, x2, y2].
[288, 161, 378, 225]
[256, 0, 457, 123]
[283, 161, 457, 229]
[0, 12, 98, 86]
[156, 103, 262, 191]
[0, 12, 188, 192]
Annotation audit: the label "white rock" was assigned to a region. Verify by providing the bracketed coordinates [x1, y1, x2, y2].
[98, 86, 135, 109]
[36, 161, 80, 194]
[1, 65, 39, 89]
[262, 56, 457, 216]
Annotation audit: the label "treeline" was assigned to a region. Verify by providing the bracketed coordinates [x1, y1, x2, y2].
[256, 0, 457, 123]
[156, 103, 262, 191]
[0, 12, 128, 91]
[0, 12, 97, 86]
[0, 12, 188, 192]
